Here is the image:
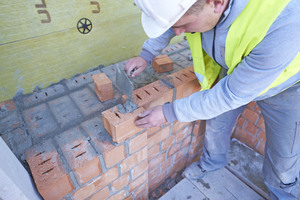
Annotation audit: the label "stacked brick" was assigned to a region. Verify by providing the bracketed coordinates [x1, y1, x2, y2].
[24, 65, 205, 200]
[233, 102, 266, 155]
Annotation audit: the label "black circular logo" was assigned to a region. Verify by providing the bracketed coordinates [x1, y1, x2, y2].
[77, 18, 92, 34]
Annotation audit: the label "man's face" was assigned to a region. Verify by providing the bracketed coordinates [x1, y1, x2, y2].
[171, 1, 224, 35]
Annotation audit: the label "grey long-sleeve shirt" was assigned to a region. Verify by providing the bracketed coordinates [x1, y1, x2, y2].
[139, 0, 300, 122]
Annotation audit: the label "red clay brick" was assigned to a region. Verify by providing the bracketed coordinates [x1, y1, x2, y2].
[133, 183, 148, 200]
[160, 158, 172, 173]
[92, 73, 114, 102]
[89, 186, 110, 200]
[256, 141, 265, 155]
[245, 121, 259, 136]
[174, 146, 189, 163]
[257, 129, 266, 143]
[242, 107, 260, 124]
[149, 169, 166, 192]
[72, 166, 118, 200]
[120, 147, 147, 174]
[181, 134, 192, 148]
[257, 116, 265, 130]
[148, 126, 171, 148]
[254, 104, 262, 114]
[149, 152, 166, 171]
[55, 127, 102, 185]
[168, 157, 187, 177]
[0, 99, 16, 111]
[189, 134, 204, 156]
[129, 172, 148, 192]
[248, 101, 256, 109]
[236, 116, 246, 128]
[147, 126, 161, 136]
[152, 55, 174, 73]
[168, 142, 181, 158]
[25, 140, 74, 200]
[235, 127, 258, 149]
[107, 189, 126, 200]
[166, 66, 201, 99]
[129, 131, 147, 154]
[148, 167, 159, 181]
[173, 121, 191, 133]
[161, 135, 175, 151]
[124, 195, 134, 200]
[148, 144, 160, 161]
[103, 145, 126, 168]
[176, 126, 190, 142]
[102, 106, 145, 143]
[111, 173, 130, 192]
[123, 79, 173, 110]
[132, 160, 148, 180]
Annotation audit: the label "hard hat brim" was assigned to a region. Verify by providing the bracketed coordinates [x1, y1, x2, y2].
[141, 12, 171, 38]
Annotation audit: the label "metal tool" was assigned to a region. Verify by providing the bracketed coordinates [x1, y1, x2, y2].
[115, 64, 134, 101]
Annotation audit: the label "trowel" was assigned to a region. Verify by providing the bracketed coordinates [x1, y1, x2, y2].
[115, 64, 134, 101]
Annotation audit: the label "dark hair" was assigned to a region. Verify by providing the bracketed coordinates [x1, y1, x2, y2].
[185, 0, 206, 16]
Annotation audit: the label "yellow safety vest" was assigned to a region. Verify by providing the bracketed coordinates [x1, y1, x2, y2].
[186, 0, 300, 95]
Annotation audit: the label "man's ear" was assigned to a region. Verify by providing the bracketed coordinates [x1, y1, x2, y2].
[213, 0, 226, 13]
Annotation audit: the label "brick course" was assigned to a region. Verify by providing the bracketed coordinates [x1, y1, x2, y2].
[233, 102, 266, 154]
[20, 57, 267, 200]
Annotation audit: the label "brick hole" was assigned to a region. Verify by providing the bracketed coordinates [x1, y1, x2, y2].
[136, 94, 142, 100]
[42, 168, 54, 175]
[35, 116, 43, 121]
[114, 112, 121, 119]
[54, 88, 57, 92]
[175, 76, 182, 81]
[144, 90, 151, 95]
[71, 143, 82, 149]
[75, 151, 86, 158]
[35, 96, 38, 99]
[35, 151, 45, 157]
[75, 80, 78, 83]
[182, 73, 188, 78]
[45, 92, 48, 96]
[38, 158, 51, 166]
[83, 76, 86, 80]
[153, 87, 159, 92]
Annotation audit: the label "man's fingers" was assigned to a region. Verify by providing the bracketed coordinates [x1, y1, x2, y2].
[138, 110, 151, 118]
[135, 116, 151, 127]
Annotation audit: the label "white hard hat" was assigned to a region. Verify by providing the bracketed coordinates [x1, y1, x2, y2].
[134, 0, 197, 38]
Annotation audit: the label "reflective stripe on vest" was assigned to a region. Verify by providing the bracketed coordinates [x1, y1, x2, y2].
[186, 0, 300, 94]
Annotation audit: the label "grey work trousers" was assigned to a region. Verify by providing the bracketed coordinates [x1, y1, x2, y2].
[200, 82, 300, 200]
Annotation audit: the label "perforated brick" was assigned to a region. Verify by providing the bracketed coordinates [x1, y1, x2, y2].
[55, 127, 102, 185]
[166, 66, 201, 99]
[102, 106, 145, 143]
[25, 140, 74, 200]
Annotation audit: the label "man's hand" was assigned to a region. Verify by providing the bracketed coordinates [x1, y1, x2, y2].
[135, 106, 167, 128]
[124, 56, 147, 77]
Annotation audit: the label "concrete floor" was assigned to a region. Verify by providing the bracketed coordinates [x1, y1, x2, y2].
[160, 139, 300, 200]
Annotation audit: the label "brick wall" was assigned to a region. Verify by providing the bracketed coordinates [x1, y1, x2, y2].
[233, 102, 266, 155]
[24, 65, 206, 200]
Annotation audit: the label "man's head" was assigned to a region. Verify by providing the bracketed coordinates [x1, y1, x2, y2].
[134, 0, 229, 38]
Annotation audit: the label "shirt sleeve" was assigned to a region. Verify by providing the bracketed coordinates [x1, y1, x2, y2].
[139, 28, 176, 65]
[173, 3, 300, 122]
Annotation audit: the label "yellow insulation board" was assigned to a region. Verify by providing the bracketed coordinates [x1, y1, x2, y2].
[0, 0, 183, 102]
